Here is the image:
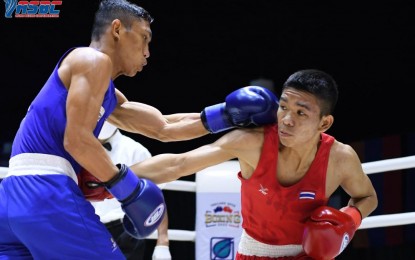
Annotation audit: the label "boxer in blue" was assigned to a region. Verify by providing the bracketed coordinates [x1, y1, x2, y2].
[0, 0, 279, 258]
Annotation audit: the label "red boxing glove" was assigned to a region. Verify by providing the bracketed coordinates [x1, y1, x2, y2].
[302, 206, 362, 260]
[77, 169, 114, 201]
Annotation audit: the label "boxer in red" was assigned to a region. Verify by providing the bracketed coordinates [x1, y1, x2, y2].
[121, 69, 378, 259]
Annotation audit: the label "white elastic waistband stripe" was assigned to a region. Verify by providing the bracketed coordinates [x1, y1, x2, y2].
[7, 153, 77, 184]
[237, 230, 303, 257]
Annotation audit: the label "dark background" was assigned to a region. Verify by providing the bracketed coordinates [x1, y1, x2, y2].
[1, 0, 415, 259]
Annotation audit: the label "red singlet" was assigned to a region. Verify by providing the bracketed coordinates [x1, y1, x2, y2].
[238, 124, 334, 245]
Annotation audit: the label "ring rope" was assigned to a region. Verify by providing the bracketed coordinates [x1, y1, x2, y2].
[1, 155, 415, 241]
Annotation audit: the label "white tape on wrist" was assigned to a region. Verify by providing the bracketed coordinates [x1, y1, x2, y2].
[152, 245, 171, 260]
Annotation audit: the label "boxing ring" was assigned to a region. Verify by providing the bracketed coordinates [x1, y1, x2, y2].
[1, 155, 415, 242]
[145, 155, 415, 240]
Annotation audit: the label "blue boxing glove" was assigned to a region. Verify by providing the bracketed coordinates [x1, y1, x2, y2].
[201, 86, 279, 133]
[104, 164, 166, 239]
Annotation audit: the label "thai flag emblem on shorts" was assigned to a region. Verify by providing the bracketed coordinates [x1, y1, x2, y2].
[299, 191, 315, 200]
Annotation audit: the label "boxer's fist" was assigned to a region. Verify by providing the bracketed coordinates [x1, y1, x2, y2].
[302, 206, 362, 260]
[105, 164, 166, 239]
[77, 169, 113, 201]
[201, 86, 278, 133]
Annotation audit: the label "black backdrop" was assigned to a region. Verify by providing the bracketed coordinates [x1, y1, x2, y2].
[2, 1, 415, 146]
[1, 1, 415, 259]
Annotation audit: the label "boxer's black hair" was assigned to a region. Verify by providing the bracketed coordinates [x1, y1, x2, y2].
[91, 0, 153, 41]
[283, 69, 338, 116]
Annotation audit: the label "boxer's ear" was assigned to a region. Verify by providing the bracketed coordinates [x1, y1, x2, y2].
[111, 19, 122, 40]
[319, 115, 333, 132]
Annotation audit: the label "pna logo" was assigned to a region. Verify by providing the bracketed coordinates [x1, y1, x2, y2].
[210, 237, 235, 260]
[4, 0, 62, 18]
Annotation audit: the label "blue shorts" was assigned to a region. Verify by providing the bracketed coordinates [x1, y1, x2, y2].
[0, 173, 125, 260]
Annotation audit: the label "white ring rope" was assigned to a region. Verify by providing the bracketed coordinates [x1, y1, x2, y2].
[1, 155, 415, 241]
[360, 212, 415, 229]
[163, 180, 196, 192]
[362, 155, 415, 174]
[146, 229, 196, 242]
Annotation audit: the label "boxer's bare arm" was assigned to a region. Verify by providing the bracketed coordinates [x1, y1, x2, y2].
[108, 89, 207, 142]
[130, 128, 264, 184]
[327, 141, 378, 218]
[62, 48, 119, 182]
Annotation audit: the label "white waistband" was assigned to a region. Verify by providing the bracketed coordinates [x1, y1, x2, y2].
[7, 153, 78, 184]
[238, 230, 303, 257]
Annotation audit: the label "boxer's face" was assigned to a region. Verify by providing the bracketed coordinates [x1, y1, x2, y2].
[116, 19, 152, 77]
[277, 88, 332, 147]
